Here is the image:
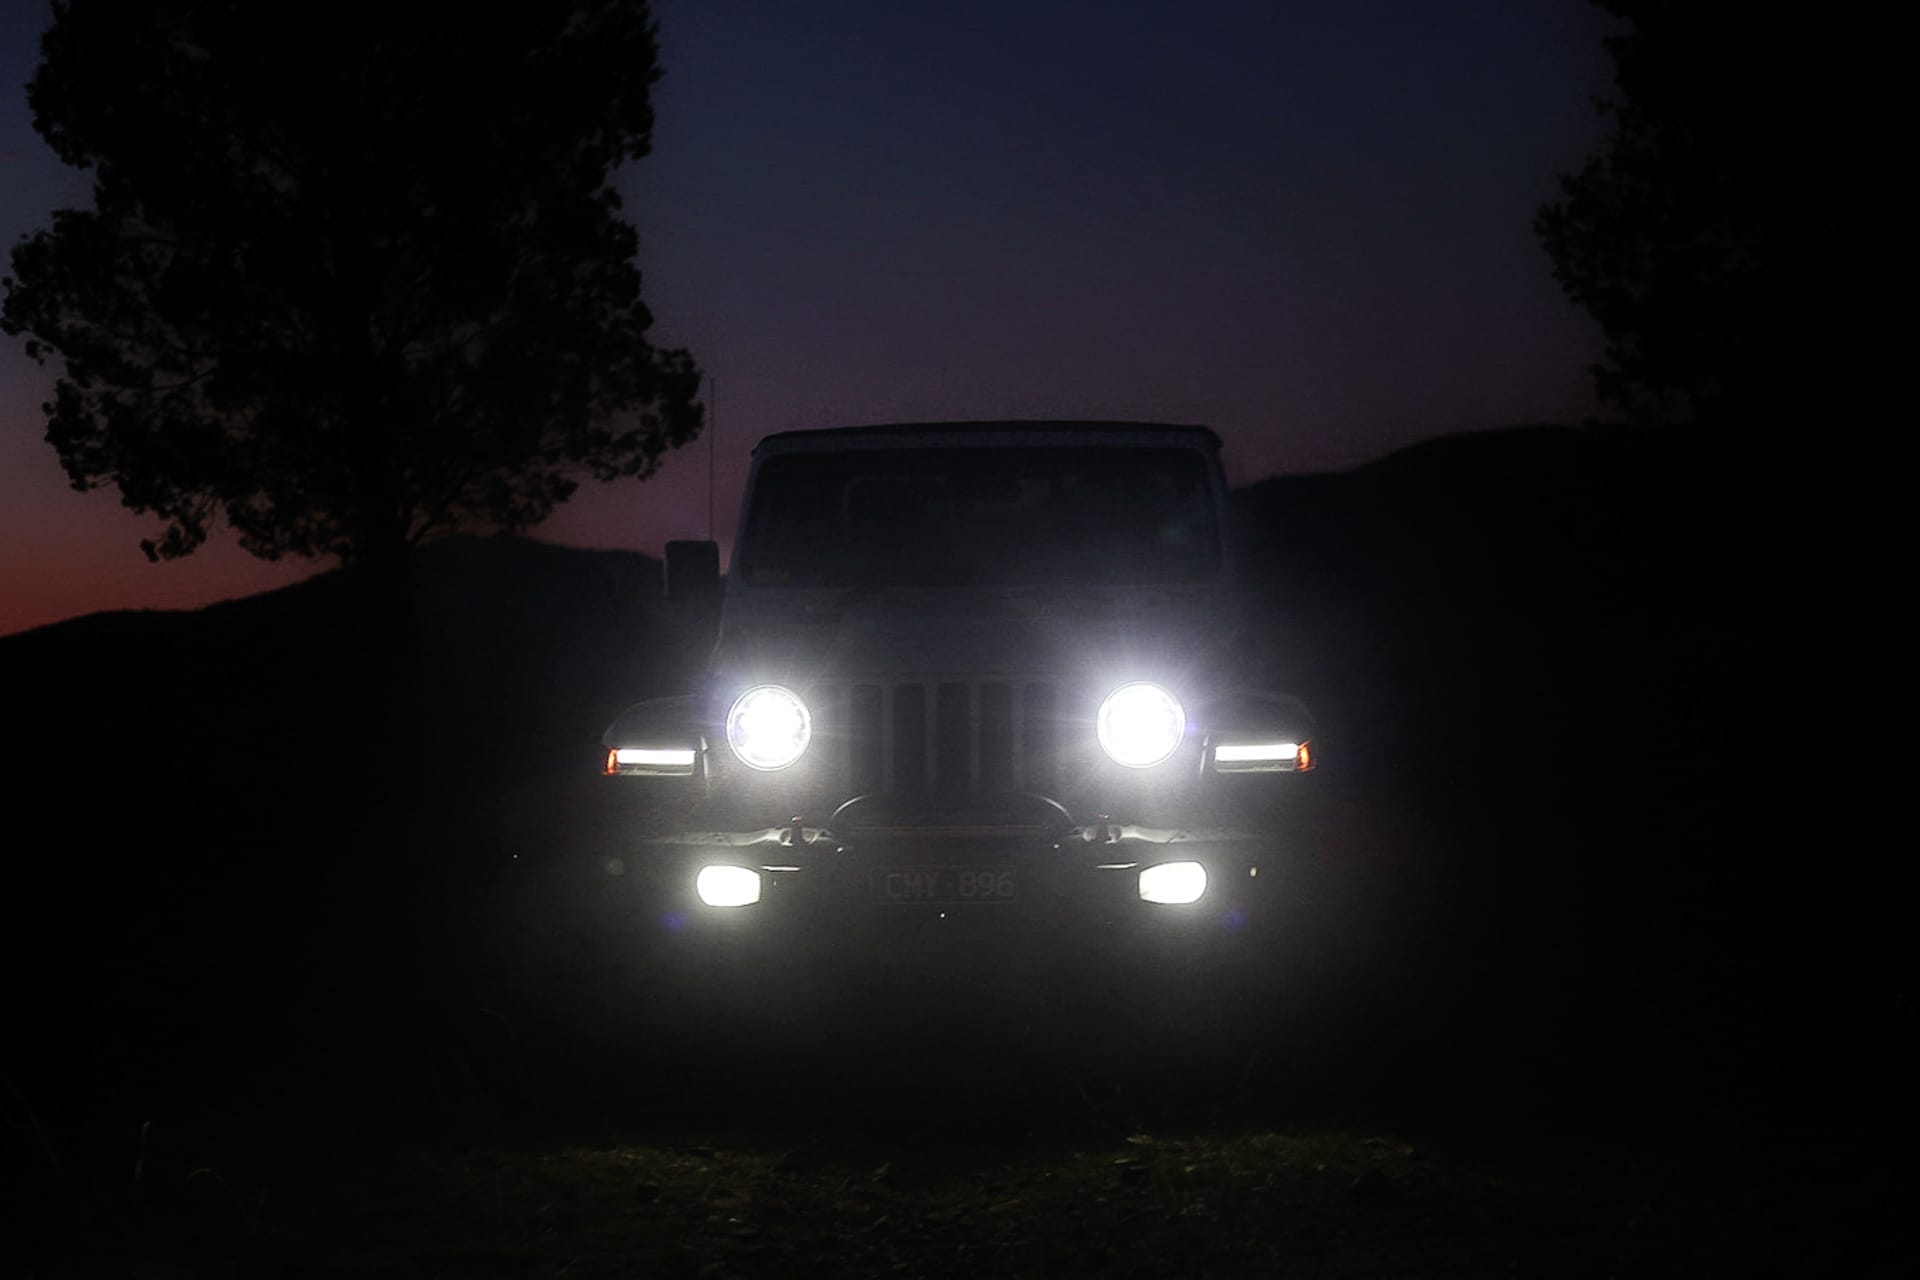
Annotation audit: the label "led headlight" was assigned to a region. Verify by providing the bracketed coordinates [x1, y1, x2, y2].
[726, 684, 811, 770]
[1097, 682, 1186, 768]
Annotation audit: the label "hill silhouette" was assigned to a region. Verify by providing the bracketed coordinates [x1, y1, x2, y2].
[5, 535, 675, 785]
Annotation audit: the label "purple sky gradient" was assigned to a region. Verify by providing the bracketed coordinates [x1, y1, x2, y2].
[1, 0, 1618, 637]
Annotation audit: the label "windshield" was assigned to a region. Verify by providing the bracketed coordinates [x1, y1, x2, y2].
[737, 447, 1222, 587]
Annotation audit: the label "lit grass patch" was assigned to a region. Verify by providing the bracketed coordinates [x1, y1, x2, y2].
[95, 1125, 1871, 1279]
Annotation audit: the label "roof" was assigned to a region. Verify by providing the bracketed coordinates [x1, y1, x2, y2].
[752, 420, 1222, 454]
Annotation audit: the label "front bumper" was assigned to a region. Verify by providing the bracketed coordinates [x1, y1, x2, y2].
[606, 816, 1283, 955]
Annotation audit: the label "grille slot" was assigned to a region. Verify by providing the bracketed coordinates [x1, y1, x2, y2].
[980, 683, 1013, 790]
[894, 684, 927, 790]
[1022, 681, 1057, 795]
[849, 683, 883, 795]
[934, 682, 969, 788]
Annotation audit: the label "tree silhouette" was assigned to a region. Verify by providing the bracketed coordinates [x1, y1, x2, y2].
[1536, 3, 1845, 428]
[2, 0, 701, 622]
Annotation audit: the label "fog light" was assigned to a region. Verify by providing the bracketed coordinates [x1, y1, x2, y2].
[1139, 860, 1207, 905]
[696, 864, 762, 907]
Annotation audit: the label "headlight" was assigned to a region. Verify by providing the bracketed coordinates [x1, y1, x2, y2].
[1097, 682, 1186, 768]
[726, 684, 811, 770]
[1139, 861, 1207, 905]
[696, 864, 762, 907]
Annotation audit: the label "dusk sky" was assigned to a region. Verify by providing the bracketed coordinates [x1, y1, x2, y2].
[0, 0, 1619, 638]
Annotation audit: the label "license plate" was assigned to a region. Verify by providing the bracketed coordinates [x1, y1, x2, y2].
[873, 867, 1016, 903]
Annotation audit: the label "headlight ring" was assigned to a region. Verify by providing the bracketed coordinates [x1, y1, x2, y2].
[1096, 681, 1186, 768]
[725, 684, 812, 771]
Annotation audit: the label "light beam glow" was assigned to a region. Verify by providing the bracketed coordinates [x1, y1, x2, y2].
[1097, 682, 1186, 768]
[1139, 860, 1207, 905]
[696, 864, 762, 907]
[726, 684, 812, 770]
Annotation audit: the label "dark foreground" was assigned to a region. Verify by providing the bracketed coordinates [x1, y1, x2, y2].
[9, 905, 1900, 1280]
[37, 1120, 1894, 1279]
[6, 797, 1903, 1280]
[6, 668, 1904, 1276]
[3, 432, 1904, 1275]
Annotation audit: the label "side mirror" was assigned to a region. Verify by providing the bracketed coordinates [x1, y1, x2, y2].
[664, 539, 721, 611]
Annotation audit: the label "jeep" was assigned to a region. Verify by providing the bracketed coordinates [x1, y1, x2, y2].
[601, 421, 1316, 952]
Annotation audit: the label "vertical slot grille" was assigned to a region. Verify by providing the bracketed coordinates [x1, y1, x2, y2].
[980, 683, 1013, 789]
[849, 683, 883, 796]
[812, 678, 1061, 798]
[1022, 681, 1057, 796]
[934, 682, 970, 789]
[894, 683, 927, 790]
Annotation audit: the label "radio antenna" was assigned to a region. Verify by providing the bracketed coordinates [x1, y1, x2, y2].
[707, 375, 717, 541]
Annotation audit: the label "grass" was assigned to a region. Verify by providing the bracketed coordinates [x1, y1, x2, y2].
[25, 1118, 1887, 1279]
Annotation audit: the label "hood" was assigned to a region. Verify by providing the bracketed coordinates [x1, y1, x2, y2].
[712, 583, 1235, 684]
